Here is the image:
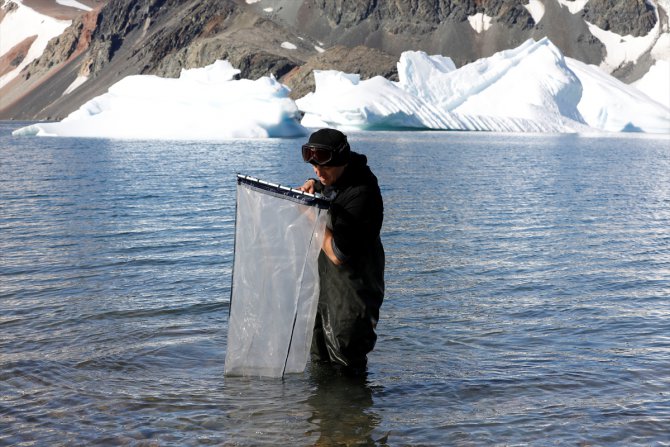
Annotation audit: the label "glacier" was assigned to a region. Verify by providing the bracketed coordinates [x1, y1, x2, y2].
[13, 39, 670, 139]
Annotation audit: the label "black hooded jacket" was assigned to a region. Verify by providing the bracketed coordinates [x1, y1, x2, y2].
[311, 152, 385, 368]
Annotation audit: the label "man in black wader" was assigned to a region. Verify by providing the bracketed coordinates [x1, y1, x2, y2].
[298, 128, 385, 375]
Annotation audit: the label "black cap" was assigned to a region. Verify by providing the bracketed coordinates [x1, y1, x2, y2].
[307, 128, 351, 166]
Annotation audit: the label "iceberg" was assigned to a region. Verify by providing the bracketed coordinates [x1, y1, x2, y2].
[566, 57, 670, 133]
[298, 38, 591, 132]
[632, 59, 670, 111]
[299, 38, 669, 133]
[297, 70, 462, 130]
[13, 60, 308, 140]
[12, 39, 670, 139]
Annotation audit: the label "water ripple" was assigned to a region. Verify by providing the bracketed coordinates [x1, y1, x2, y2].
[1, 127, 669, 445]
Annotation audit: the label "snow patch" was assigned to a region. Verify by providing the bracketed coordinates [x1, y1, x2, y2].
[467, 13, 492, 33]
[314, 45, 325, 53]
[0, 0, 71, 88]
[556, 0, 589, 14]
[524, 0, 545, 24]
[62, 75, 89, 95]
[56, 0, 92, 11]
[281, 41, 297, 50]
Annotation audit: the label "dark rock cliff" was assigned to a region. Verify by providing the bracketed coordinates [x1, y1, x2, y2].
[582, 0, 657, 37]
[259, 0, 603, 65]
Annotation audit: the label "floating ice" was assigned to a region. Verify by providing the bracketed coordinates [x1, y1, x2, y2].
[566, 57, 670, 133]
[13, 61, 307, 140]
[298, 39, 589, 132]
[632, 60, 670, 110]
[12, 38, 670, 139]
[298, 38, 669, 133]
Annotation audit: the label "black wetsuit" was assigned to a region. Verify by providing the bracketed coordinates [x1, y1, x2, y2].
[310, 152, 385, 369]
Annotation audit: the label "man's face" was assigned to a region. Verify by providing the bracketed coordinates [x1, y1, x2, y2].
[312, 164, 346, 186]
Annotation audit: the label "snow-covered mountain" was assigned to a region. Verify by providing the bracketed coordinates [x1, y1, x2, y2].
[1, 0, 668, 133]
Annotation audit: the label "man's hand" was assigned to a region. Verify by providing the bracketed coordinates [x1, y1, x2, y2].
[297, 178, 316, 194]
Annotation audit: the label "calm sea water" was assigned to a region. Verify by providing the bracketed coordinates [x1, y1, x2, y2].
[1, 122, 669, 446]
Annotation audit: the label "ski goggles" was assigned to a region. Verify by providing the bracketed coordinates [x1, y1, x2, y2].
[301, 143, 336, 165]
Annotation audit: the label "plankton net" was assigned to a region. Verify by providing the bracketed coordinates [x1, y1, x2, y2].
[224, 175, 329, 377]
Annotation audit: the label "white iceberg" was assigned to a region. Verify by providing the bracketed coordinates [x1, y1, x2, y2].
[13, 38, 670, 139]
[298, 38, 669, 134]
[632, 58, 670, 111]
[14, 60, 308, 139]
[298, 38, 589, 132]
[566, 57, 670, 133]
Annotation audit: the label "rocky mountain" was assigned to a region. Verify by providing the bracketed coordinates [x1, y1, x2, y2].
[0, 0, 667, 120]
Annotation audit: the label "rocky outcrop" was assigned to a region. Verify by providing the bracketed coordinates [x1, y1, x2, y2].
[0, 36, 36, 77]
[154, 38, 301, 81]
[148, 3, 315, 80]
[22, 8, 99, 80]
[583, 0, 656, 37]
[0, 0, 18, 17]
[305, 0, 534, 29]
[0, 7, 99, 116]
[259, 0, 595, 66]
[65, 0, 315, 81]
[84, 0, 197, 76]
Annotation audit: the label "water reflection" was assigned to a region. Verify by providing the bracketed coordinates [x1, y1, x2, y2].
[220, 364, 384, 445]
[307, 364, 385, 446]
